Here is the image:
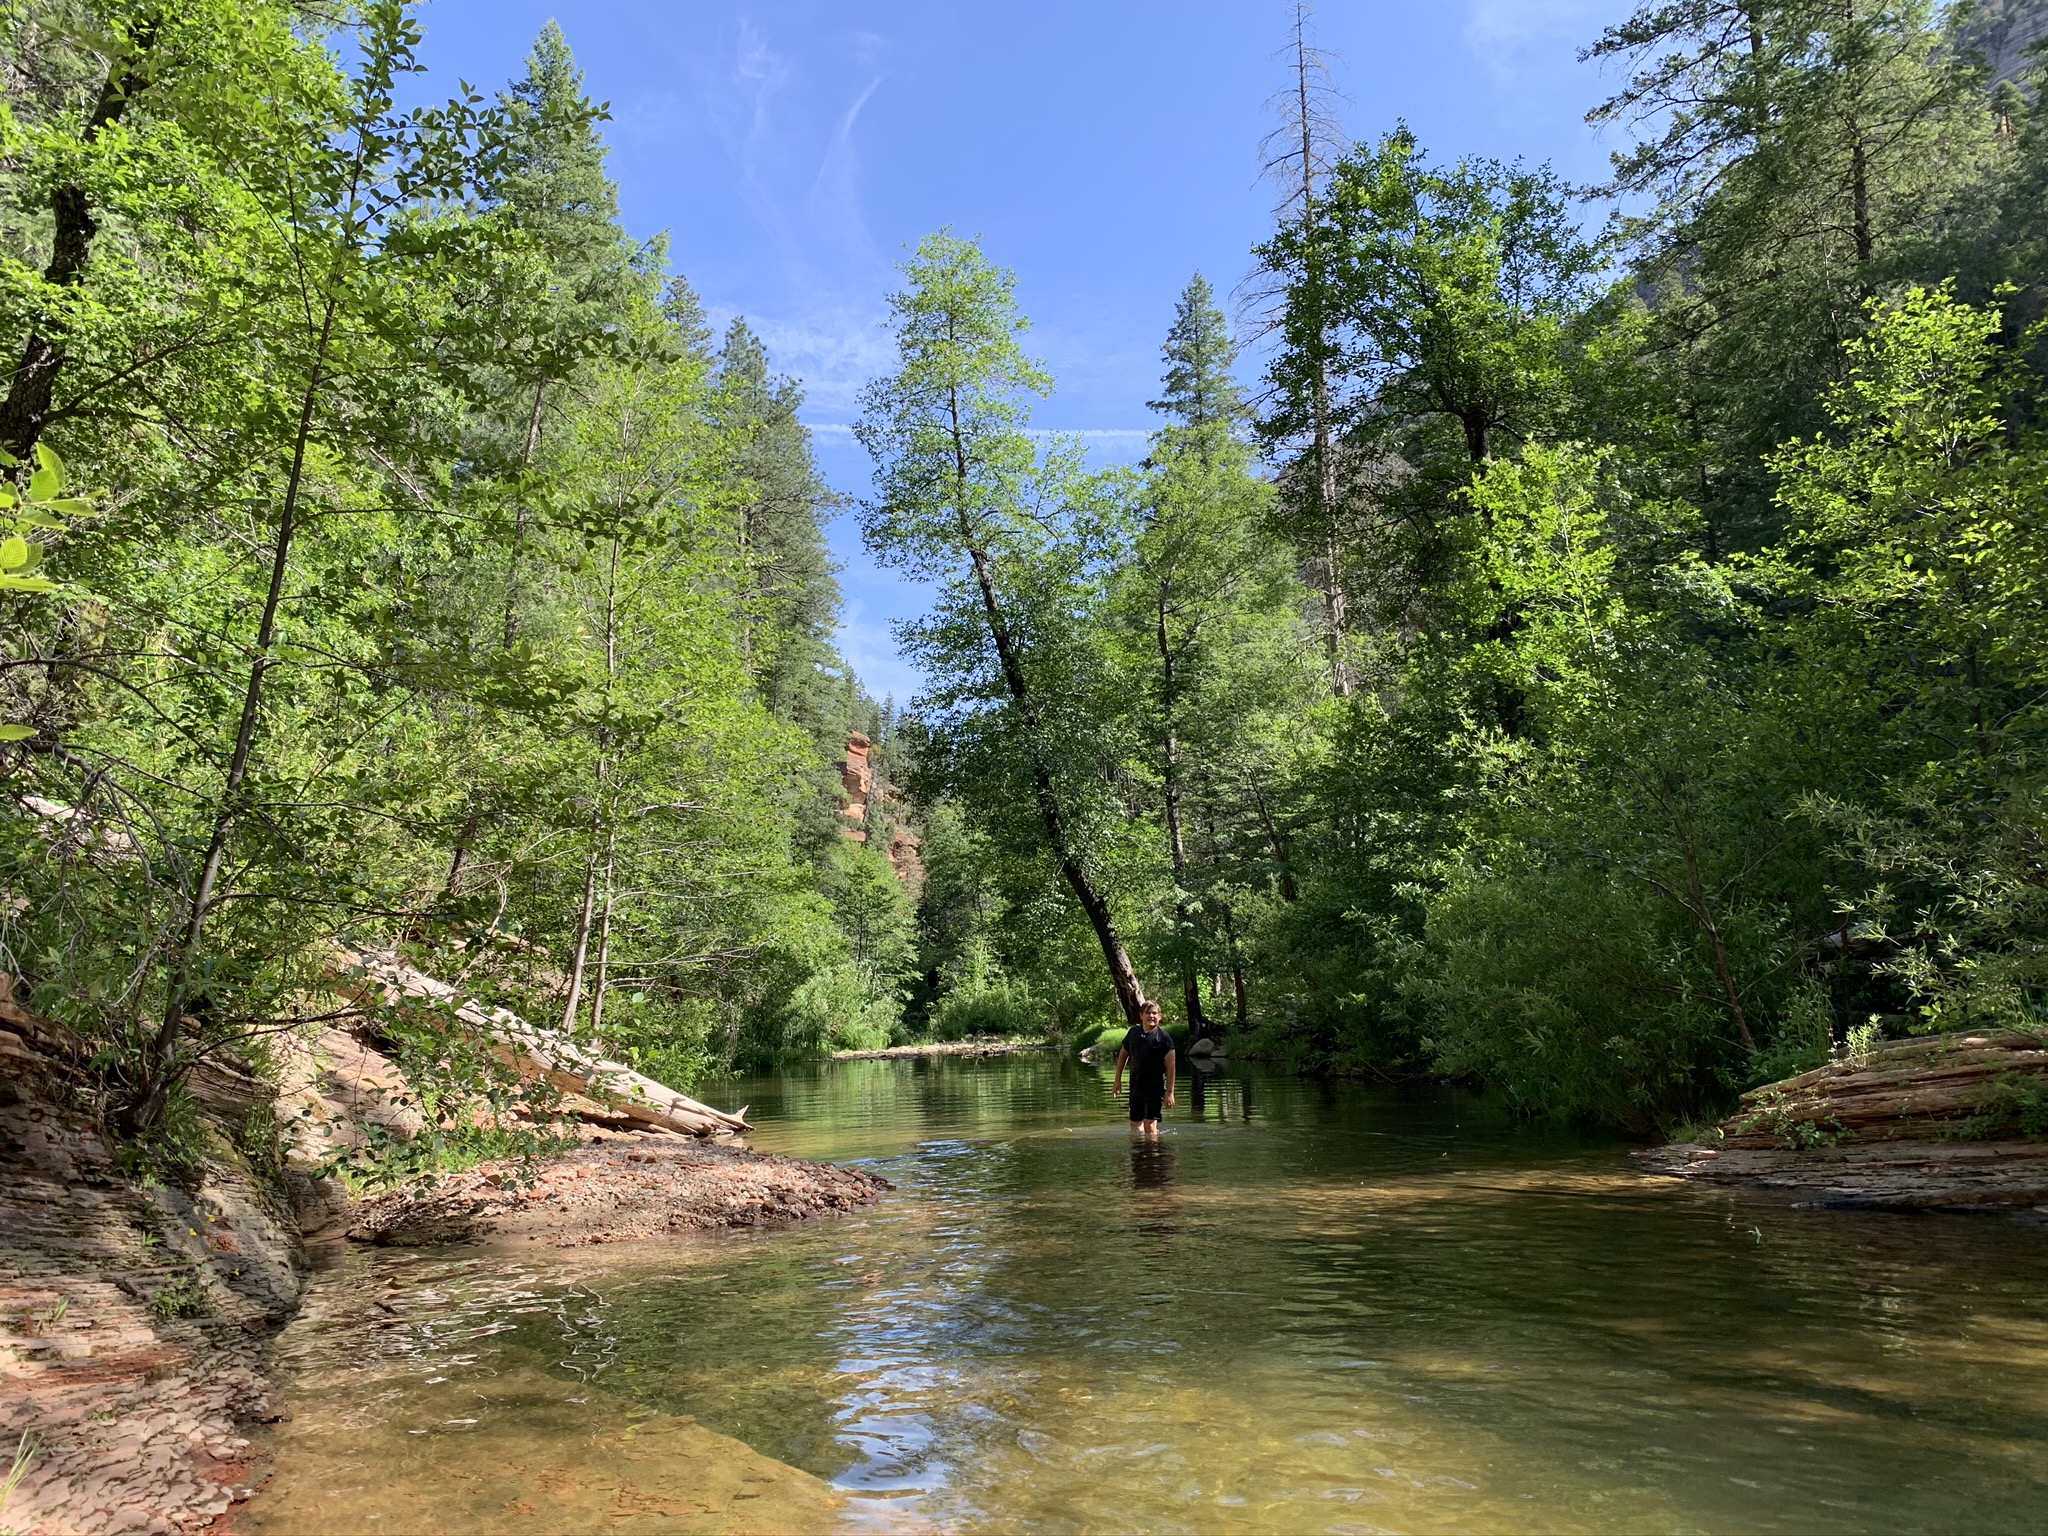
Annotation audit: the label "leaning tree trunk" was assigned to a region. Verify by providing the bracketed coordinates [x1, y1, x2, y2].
[947, 387, 1146, 1026]
[132, 290, 340, 1132]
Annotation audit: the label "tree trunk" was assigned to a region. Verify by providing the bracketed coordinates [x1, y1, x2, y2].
[1221, 901, 1249, 1028]
[1680, 829, 1756, 1054]
[501, 382, 545, 650]
[1848, 132, 1873, 267]
[1157, 592, 1206, 1034]
[588, 835, 617, 1043]
[1290, 19, 1349, 699]
[0, 20, 159, 460]
[558, 826, 602, 1034]
[1249, 777, 1299, 903]
[130, 289, 340, 1132]
[948, 384, 1146, 1026]
[560, 534, 621, 1033]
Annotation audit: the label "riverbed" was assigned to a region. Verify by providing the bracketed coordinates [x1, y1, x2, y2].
[243, 1055, 2048, 1534]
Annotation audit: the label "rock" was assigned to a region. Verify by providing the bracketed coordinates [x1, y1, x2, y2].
[1644, 1028, 2048, 1208]
[1640, 1136, 2048, 1211]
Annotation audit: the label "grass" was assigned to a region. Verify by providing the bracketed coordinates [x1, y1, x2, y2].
[14, 1298, 68, 1337]
[148, 1267, 209, 1321]
[1, 1430, 38, 1536]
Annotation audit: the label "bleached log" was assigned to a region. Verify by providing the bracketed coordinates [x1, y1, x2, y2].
[331, 945, 750, 1137]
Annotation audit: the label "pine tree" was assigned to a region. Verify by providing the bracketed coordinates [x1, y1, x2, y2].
[492, 21, 639, 331]
[1149, 275, 1244, 430]
[1587, 0, 2002, 544]
[714, 317, 842, 728]
[1124, 289, 1289, 1035]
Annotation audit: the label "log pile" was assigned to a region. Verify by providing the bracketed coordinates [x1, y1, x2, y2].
[329, 946, 749, 1139]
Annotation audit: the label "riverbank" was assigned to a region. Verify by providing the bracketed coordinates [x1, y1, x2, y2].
[0, 1006, 885, 1534]
[831, 1038, 1057, 1061]
[345, 1135, 888, 1248]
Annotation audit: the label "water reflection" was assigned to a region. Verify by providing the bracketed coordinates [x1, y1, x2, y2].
[1129, 1135, 1178, 1193]
[1187, 1061, 1253, 1123]
[249, 1057, 2048, 1536]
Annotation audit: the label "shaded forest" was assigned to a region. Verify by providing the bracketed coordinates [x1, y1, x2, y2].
[0, 4, 914, 1152]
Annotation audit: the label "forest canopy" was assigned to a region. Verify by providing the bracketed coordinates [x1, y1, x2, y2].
[860, 0, 2048, 1130]
[0, 3, 910, 1145]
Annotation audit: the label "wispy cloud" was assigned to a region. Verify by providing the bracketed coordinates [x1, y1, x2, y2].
[1463, 0, 1608, 82]
[811, 73, 883, 203]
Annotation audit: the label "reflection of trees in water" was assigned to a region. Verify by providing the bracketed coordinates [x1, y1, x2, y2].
[1186, 1067, 1253, 1123]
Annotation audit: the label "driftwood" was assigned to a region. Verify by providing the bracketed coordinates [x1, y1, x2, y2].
[331, 945, 749, 1138]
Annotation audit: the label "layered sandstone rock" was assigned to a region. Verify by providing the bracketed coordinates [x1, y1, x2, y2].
[1641, 1029, 2048, 1210]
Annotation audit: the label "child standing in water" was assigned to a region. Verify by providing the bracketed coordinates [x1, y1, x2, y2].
[1113, 999, 1177, 1134]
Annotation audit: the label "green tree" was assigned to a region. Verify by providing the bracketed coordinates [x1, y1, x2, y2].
[1769, 287, 2048, 1031]
[857, 232, 1148, 1027]
[1112, 277, 1291, 1033]
[713, 317, 842, 728]
[1587, 0, 2006, 542]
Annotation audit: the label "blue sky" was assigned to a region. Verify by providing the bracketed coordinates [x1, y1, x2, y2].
[410, 0, 1643, 702]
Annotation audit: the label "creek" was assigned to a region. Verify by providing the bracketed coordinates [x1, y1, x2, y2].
[244, 1054, 2048, 1534]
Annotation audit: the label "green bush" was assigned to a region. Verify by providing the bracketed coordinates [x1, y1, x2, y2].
[930, 977, 1042, 1041]
[1407, 859, 1794, 1132]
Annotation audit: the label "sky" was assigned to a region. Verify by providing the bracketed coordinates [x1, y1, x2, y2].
[407, 0, 1644, 703]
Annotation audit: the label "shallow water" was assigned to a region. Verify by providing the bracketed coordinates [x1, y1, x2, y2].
[248, 1055, 2048, 1534]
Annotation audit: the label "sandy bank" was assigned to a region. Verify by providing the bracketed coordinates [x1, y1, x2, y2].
[344, 1134, 889, 1248]
[832, 1038, 1055, 1061]
[0, 1006, 884, 1534]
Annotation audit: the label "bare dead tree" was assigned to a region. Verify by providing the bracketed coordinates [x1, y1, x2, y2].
[1244, 0, 1353, 695]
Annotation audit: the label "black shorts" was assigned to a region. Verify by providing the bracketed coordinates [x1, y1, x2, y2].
[1128, 1079, 1164, 1121]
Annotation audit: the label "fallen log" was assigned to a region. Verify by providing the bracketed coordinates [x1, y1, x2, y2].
[8, 794, 750, 1137]
[331, 945, 750, 1137]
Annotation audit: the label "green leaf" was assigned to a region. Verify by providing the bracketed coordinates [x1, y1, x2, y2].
[36, 498, 93, 516]
[0, 536, 30, 570]
[0, 724, 36, 741]
[27, 445, 60, 502]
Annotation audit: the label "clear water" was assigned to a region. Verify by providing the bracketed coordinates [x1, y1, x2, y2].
[246, 1055, 2048, 1534]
